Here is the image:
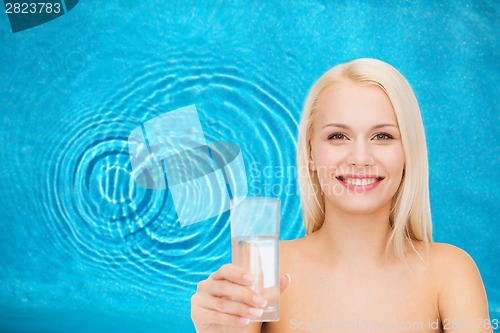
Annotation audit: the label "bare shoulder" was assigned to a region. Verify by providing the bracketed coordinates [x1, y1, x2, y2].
[280, 238, 305, 263]
[280, 236, 312, 260]
[425, 242, 490, 322]
[279, 236, 315, 273]
[424, 242, 482, 294]
[426, 242, 479, 277]
[428, 242, 475, 262]
[280, 237, 303, 252]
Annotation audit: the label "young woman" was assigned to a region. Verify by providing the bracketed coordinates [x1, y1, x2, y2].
[190, 58, 492, 333]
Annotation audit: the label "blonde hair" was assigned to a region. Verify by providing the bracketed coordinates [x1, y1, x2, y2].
[297, 58, 432, 263]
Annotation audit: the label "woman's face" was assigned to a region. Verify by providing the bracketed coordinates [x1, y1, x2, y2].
[309, 80, 405, 216]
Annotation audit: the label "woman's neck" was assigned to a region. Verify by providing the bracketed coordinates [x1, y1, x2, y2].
[310, 201, 395, 268]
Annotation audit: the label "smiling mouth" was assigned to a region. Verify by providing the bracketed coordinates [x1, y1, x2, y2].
[336, 176, 384, 187]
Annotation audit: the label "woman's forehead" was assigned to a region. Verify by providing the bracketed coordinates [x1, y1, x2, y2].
[315, 81, 398, 127]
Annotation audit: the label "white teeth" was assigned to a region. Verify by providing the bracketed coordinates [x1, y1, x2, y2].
[344, 178, 378, 186]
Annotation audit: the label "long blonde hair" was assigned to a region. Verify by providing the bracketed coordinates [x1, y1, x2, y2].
[297, 58, 432, 263]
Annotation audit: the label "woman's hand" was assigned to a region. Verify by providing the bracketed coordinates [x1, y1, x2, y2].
[191, 264, 290, 333]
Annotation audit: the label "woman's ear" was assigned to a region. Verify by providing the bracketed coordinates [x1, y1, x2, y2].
[308, 144, 316, 171]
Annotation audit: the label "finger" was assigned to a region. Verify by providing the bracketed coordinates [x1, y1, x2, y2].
[195, 306, 252, 327]
[280, 273, 291, 294]
[196, 293, 265, 320]
[210, 264, 255, 286]
[207, 279, 268, 308]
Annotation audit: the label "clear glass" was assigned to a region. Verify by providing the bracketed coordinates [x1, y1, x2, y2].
[230, 197, 280, 322]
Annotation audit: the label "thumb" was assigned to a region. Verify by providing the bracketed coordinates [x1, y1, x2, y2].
[279, 273, 291, 294]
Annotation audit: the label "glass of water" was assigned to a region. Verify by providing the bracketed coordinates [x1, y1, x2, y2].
[230, 197, 280, 322]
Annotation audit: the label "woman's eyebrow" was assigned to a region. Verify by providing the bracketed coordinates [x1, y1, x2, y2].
[371, 124, 399, 130]
[321, 123, 349, 129]
[321, 123, 398, 130]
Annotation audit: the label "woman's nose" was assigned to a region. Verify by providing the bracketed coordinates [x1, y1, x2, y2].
[347, 142, 375, 166]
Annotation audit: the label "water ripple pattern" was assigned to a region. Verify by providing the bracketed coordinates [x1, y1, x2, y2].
[36, 53, 300, 296]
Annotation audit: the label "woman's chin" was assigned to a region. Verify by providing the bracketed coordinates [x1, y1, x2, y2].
[325, 197, 392, 217]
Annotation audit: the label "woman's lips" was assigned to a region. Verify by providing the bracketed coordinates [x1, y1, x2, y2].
[335, 175, 384, 192]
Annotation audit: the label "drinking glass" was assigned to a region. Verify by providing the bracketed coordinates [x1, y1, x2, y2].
[230, 197, 280, 322]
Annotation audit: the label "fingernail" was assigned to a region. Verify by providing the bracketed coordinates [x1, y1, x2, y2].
[243, 274, 255, 284]
[252, 295, 268, 307]
[285, 273, 291, 284]
[239, 317, 250, 325]
[248, 307, 264, 317]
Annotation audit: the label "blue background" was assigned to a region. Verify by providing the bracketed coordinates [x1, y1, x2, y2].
[0, 1, 498, 332]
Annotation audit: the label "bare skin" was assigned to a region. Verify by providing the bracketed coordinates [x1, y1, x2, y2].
[261, 237, 491, 333]
[191, 80, 491, 333]
[192, 235, 491, 333]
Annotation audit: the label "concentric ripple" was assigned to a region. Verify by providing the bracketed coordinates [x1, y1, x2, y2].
[42, 115, 171, 269]
[36, 51, 302, 294]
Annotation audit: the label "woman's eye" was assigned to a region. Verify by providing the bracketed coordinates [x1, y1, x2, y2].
[374, 133, 393, 140]
[328, 133, 347, 140]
